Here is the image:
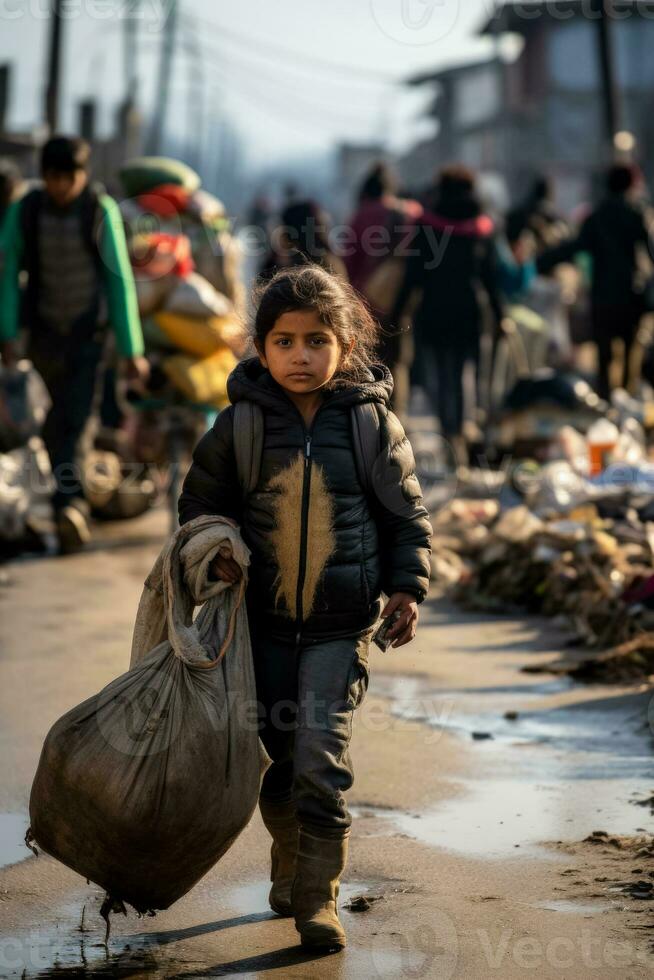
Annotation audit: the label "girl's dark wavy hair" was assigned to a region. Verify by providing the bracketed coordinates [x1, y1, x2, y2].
[252, 265, 380, 384]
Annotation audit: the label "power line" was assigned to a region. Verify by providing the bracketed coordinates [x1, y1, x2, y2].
[175, 23, 386, 128]
[187, 60, 380, 130]
[190, 10, 397, 86]
[143, 35, 383, 129]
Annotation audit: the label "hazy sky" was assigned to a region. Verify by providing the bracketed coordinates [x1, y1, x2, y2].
[1, 0, 496, 164]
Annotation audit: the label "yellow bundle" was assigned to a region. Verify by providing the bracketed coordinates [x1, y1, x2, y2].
[163, 348, 237, 408]
[155, 311, 242, 358]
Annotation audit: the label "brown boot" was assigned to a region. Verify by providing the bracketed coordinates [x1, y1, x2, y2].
[292, 830, 348, 952]
[259, 799, 298, 917]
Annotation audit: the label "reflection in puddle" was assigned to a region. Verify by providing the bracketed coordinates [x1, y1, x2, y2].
[371, 675, 652, 779]
[4, 879, 396, 979]
[0, 812, 31, 870]
[355, 775, 652, 860]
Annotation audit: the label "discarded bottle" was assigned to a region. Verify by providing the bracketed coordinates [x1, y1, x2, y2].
[587, 418, 619, 476]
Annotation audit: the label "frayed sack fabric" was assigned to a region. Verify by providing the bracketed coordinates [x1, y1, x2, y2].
[28, 516, 268, 916]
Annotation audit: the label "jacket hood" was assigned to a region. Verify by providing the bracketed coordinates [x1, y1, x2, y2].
[227, 356, 393, 413]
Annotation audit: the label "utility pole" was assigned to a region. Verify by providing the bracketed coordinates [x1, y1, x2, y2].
[118, 0, 142, 156]
[123, 0, 140, 108]
[182, 21, 206, 175]
[147, 0, 178, 155]
[591, 0, 620, 155]
[0, 64, 10, 133]
[44, 0, 65, 133]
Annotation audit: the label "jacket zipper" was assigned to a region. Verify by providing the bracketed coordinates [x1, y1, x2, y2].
[295, 433, 312, 646]
[292, 405, 326, 647]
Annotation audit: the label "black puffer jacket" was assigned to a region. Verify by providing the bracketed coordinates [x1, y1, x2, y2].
[179, 358, 432, 642]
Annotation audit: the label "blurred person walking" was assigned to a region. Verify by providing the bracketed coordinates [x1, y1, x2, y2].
[0, 159, 23, 233]
[538, 163, 653, 400]
[345, 163, 423, 418]
[506, 175, 569, 256]
[391, 165, 504, 462]
[260, 199, 347, 281]
[0, 136, 148, 553]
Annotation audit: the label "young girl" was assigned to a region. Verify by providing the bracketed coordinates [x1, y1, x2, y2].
[179, 265, 432, 953]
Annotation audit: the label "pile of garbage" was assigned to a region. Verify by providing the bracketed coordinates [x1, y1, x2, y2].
[119, 157, 246, 409]
[431, 414, 654, 683]
[0, 363, 54, 556]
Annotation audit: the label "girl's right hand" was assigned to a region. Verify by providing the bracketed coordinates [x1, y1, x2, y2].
[210, 555, 243, 584]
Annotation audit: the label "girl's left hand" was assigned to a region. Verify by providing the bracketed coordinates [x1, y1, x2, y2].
[381, 592, 419, 648]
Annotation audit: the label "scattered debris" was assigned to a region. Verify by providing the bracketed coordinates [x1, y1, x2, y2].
[430, 489, 654, 682]
[614, 880, 654, 900]
[343, 894, 384, 912]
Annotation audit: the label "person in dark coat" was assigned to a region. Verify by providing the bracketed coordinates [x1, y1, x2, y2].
[391, 165, 504, 454]
[179, 265, 431, 953]
[260, 199, 347, 281]
[344, 162, 423, 419]
[538, 163, 653, 399]
[506, 175, 569, 256]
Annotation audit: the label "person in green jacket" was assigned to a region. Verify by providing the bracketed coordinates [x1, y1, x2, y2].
[0, 136, 149, 553]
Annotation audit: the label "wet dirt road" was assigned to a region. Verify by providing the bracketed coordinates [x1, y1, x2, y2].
[1, 508, 653, 979]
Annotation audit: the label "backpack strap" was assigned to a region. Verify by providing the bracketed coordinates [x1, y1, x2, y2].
[233, 399, 381, 499]
[19, 189, 44, 326]
[233, 401, 264, 497]
[350, 402, 383, 495]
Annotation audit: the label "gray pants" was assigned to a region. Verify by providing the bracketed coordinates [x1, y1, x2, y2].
[251, 626, 371, 838]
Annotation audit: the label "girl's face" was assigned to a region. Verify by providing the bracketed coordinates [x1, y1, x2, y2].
[258, 309, 351, 395]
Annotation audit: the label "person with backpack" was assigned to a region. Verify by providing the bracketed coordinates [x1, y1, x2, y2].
[178, 265, 432, 953]
[0, 136, 148, 552]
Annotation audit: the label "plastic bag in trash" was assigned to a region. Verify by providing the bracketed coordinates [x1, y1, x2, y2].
[0, 363, 51, 452]
[0, 437, 54, 541]
[528, 461, 592, 516]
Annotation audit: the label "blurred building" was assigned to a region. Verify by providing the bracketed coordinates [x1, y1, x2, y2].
[401, 0, 654, 211]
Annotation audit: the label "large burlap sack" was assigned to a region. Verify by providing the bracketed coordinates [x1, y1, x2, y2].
[28, 517, 267, 914]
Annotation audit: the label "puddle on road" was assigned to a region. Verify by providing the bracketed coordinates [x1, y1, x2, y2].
[537, 899, 613, 915]
[354, 775, 652, 861]
[226, 878, 377, 917]
[371, 675, 653, 779]
[0, 813, 32, 870]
